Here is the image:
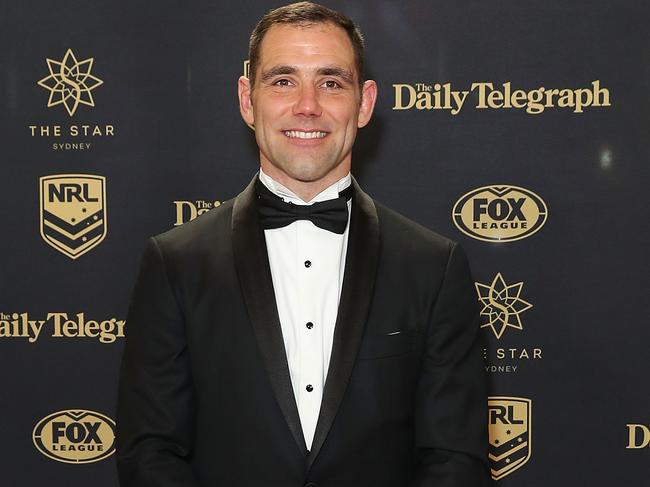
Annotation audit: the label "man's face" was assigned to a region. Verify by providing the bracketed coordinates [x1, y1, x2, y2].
[238, 23, 376, 184]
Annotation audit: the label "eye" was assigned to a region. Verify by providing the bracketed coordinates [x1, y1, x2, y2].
[273, 78, 292, 87]
[322, 80, 341, 89]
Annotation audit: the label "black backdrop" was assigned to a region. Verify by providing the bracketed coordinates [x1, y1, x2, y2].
[2, 1, 649, 485]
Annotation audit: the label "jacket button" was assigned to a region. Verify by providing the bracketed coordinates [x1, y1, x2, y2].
[304, 483, 318, 487]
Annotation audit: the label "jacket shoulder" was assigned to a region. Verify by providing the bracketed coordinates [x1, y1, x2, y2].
[373, 199, 457, 258]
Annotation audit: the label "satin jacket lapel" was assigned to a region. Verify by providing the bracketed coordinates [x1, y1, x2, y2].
[307, 178, 381, 470]
[232, 175, 308, 456]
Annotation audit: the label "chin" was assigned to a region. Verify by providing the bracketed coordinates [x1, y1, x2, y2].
[285, 162, 335, 183]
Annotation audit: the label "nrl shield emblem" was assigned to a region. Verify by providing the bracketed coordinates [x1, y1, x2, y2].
[40, 174, 107, 259]
[488, 396, 532, 480]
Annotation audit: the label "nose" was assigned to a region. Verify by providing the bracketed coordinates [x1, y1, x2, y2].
[292, 84, 322, 118]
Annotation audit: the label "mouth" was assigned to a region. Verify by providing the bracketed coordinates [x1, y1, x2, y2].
[283, 130, 328, 139]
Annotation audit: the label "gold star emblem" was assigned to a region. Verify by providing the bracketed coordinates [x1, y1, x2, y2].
[475, 273, 533, 339]
[37, 48, 104, 116]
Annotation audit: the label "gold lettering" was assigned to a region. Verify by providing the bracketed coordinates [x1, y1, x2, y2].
[574, 87, 593, 113]
[472, 82, 492, 109]
[527, 88, 545, 114]
[62, 318, 78, 337]
[626, 424, 650, 449]
[592, 80, 610, 107]
[99, 319, 126, 343]
[450, 89, 469, 115]
[415, 91, 433, 110]
[557, 89, 574, 108]
[50, 312, 67, 337]
[502, 82, 512, 108]
[545, 88, 559, 108]
[0, 319, 11, 337]
[511, 89, 527, 109]
[174, 201, 198, 226]
[392, 84, 417, 110]
[85, 319, 100, 337]
[487, 89, 504, 108]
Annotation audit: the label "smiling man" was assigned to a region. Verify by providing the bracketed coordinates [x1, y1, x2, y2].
[238, 16, 376, 202]
[116, 3, 491, 487]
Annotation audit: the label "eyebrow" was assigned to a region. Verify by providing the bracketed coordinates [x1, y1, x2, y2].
[260, 65, 355, 85]
[317, 67, 354, 85]
[260, 65, 297, 82]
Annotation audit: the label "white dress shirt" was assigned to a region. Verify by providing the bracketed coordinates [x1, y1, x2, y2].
[258, 168, 351, 451]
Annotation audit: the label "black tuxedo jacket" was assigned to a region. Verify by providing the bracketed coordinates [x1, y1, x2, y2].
[116, 175, 491, 487]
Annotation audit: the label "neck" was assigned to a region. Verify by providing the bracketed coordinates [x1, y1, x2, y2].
[260, 162, 351, 202]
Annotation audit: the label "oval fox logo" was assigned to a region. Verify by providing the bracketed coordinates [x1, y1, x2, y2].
[32, 409, 115, 464]
[452, 185, 547, 242]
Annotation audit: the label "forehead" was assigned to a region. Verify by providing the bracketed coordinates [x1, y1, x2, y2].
[258, 23, 356, 72]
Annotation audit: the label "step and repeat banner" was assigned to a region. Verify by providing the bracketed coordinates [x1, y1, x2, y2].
[1, 1, 648, 485]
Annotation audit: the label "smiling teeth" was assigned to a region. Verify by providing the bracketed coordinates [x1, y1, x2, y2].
[284, 130, 327, 139]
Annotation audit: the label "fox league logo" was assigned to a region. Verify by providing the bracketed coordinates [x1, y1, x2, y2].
[488, 396, 532, 480]
[32, 409, 116, 463]
[39, 174, 107, 259]
[453, 185, 547, 242]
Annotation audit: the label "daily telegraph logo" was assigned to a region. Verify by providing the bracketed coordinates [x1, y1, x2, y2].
[476, 273, 533, 340]
[488, 397, 532, 480]
[40, 174, 107, 259]
[33, 410, 115, 464]
[0, 312, 125, 343]
[452, 185, 547, 242]
[173, 199, 221, 226]
[393, 81, 611, 115]
[37, 49, 104, 117]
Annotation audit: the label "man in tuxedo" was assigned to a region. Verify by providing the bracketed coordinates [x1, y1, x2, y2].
[116, 2, 491, 486]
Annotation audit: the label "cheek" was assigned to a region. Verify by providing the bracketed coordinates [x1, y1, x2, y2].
[258, 97, 292, 118]
[330, 102, 360, 128]
[341, 113, 360, 138]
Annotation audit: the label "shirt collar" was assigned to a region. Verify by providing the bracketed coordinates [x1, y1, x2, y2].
[258, 167, 352, 206]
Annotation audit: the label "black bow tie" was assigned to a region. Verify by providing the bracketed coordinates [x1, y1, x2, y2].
[256, 178, 352, 234]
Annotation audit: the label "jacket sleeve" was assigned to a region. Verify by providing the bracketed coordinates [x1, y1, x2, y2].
[116, 237, 200, 487]
[410, 242, 493, 487]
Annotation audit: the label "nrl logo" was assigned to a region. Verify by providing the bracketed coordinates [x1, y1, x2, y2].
[39, 174, 107, 259]
[488, 396, 532, 480]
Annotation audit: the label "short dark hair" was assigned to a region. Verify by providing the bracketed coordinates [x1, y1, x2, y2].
[248, 2, 365, 88]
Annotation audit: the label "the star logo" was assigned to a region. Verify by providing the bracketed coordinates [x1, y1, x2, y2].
[475, 273, 533, 339]
[37, 49, 104, 116]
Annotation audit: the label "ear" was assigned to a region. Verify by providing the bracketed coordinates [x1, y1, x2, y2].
[238, 75, 255, 129]
[357, 80, 378, 128]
